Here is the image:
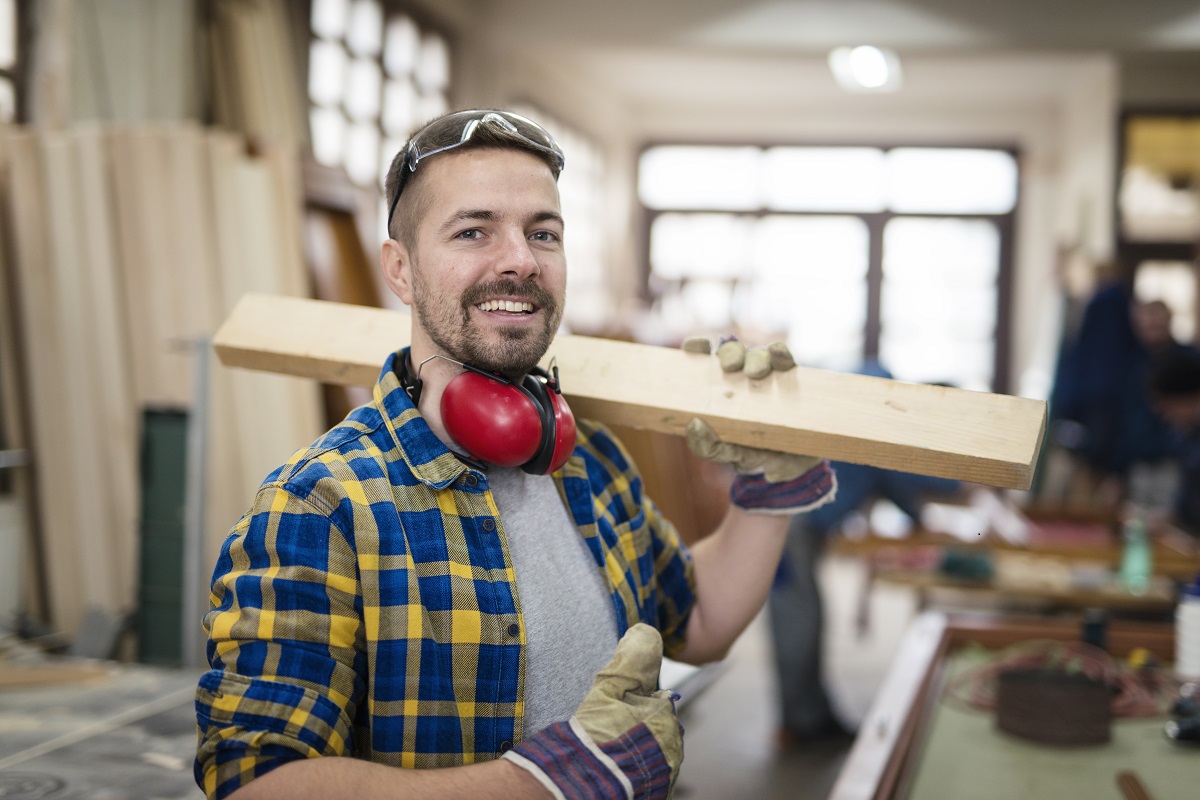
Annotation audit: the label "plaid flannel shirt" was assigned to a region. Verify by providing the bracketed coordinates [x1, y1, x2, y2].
[194, 349, 696, 799]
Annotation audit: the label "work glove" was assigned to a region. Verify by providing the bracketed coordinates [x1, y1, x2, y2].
[503, 623, 683, 800]
[682, 336, 837, 515]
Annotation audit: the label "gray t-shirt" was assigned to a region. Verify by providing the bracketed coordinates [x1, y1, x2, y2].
[486, 467, 619, 735]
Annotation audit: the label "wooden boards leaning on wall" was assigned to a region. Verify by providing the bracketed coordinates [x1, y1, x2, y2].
[0, 125, 324, 636]
[214, 293, 1048, 491]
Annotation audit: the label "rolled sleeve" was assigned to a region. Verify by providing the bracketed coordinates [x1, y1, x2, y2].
[194, 670, 354, 799]
[195, 482, 364, 799]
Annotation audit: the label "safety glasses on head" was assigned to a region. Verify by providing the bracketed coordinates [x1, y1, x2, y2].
[386, 110, 566, 233]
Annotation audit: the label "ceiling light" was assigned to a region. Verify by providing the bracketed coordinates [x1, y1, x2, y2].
[829, 45, 903, 93]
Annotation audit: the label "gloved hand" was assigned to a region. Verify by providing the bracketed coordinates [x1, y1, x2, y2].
[682, 336, 837, 515]
[503, 623, 683, 800]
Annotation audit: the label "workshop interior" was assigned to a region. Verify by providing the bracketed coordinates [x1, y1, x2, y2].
[2, 1, 1200, 798]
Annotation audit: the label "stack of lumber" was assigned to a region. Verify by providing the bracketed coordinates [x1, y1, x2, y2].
[0, 123, 323, 637]
[207, 0, 307, 147]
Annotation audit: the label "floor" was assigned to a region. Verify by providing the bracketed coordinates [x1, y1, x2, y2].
[674, 554, 921, 800]
[0, 553, 921, 800]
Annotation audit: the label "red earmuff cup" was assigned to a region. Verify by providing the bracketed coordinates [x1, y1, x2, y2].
[547, 390, 577, 473]
[441, 371, 541, 467]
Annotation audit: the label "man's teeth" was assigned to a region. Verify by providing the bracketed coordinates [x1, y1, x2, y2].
[477, 300, 533, 313]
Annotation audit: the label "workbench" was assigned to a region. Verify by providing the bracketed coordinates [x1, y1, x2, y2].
[829, 502, 1200, 620]
[830, 612, 1192, 800]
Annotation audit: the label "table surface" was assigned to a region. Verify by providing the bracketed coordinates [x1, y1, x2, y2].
[829, 612, 1186, 800]
[904, 649, 1194, 800]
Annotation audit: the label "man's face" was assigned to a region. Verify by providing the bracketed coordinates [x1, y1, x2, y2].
[388, 148, 566, 378]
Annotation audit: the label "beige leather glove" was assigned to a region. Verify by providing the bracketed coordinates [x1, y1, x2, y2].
[504, 623, 683, 799]
[682, 336, 837, 514]
[685, 417, 822, 483]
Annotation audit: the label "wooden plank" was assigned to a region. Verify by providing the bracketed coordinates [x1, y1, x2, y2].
[0, 128, 49, 623]
[5, 130, 85, 633]
[70, 128, 140, 610]
[212, 294, 1048, 490]
[207, 137, 322, 503]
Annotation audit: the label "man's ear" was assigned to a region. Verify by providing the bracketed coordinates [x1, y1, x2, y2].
[381, 238, 414, 305]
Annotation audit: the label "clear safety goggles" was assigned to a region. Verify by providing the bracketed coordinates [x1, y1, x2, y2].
[386, 110, 566, 231]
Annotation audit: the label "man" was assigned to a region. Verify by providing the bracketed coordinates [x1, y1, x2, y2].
[1047, 285, 1178, 511]
[768, 362, 959, 744]
[194, 110, 835, 800]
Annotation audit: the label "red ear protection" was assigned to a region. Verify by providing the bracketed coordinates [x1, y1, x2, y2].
[439, 364, 577, 475]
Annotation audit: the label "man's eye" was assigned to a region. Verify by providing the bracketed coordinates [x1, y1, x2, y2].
[457, 229, 480, 240]
[531, 231, 559, 243]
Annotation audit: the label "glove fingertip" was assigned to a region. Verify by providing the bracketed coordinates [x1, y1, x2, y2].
[768, 341, 796, 371]
[744, 349, 773, 380]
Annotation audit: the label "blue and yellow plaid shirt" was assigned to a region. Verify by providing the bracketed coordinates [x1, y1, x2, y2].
[194, 350, 696, 799]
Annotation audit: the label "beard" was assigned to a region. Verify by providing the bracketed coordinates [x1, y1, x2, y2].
[413, 274, 562, 379]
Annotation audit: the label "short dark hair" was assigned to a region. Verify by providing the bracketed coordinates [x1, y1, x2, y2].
[1150, 347, 1200, 397]
[384, 110, 563, 247]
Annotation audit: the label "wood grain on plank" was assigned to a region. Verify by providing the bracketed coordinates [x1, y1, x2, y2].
[214, 294, 1047, 489]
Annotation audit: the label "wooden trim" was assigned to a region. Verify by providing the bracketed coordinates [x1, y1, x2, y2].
[829, 611, 949, 800]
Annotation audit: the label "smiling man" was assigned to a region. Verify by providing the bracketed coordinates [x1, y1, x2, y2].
[194, 110, 836, 800]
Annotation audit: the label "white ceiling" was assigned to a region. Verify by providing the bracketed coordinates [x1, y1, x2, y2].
[479, 0, 1200, 55]
[454, 0, 1200, 121]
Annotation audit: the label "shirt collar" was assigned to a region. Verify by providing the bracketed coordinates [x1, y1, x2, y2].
[374, 349, 473, 490]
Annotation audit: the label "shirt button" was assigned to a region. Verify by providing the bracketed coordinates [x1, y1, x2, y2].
[464, 474, 479, 487]
[499, 741, 513, 753]
[507, 623, 519, 637]
[482, 518, 496, 532]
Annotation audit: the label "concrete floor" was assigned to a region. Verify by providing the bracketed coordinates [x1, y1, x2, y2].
[674, 554, 921, 800]
[0, 554, 919, 800]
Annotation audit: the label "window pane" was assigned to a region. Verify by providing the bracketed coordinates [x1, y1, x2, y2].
[737, 215, 869, 370]
[382, 79, 418, 135]
[346, 0, 382, 57]
[417, 90, 448, 126]
[311, 0, 347, 40]
[344, 122, 381, 186]
[880, 217, 999, 390]
[345, 57, 381, 121]
[650, 213, 752, 281]
[763, 147, 886, 212]
[639, 146, 761, 210]
[1120, 165, 1200, 242]
[680, 280, 736, 329]
[886, 148, 1017, 214]
[0, 0, 13, 69]
[416, 34, 450, 92]
[384, 15, 420, 78]
[1134, 260, 1196, 343]
[310, 107, 347, 167]
[308, 40, 347, 107]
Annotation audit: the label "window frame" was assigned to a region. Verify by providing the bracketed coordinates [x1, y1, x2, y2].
[636, 140, 1019, 393]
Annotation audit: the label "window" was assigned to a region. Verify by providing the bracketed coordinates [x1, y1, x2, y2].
[639, 144, 1018, 391]
[308, 0, 450, 239]
[0, 0, 18, 123]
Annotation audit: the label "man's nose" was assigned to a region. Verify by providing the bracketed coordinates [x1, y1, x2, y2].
[495, 230, 540, 279]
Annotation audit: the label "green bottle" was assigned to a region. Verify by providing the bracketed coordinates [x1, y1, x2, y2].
[1119, 515, 1152, 596]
